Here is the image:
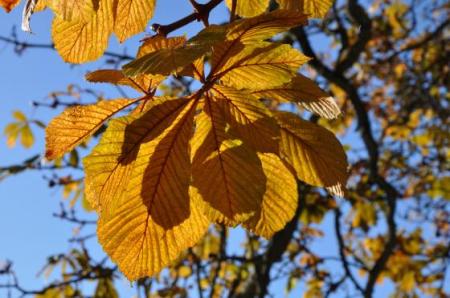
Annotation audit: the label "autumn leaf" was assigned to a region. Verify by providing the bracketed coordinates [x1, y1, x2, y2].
[50, 0, 96, 21]
[85, 69, 156, 93]
[52, 0, 114, 63]
[123, 44, 208, 77]
[114, 0, 156, 42]
[51, 0, 156, 62]
[83, 97, 191, 212]
[191, 96, 266, 225]
[212, 42, 310, 90]
[277, 0, 333, 18]
[252, 74, 341, 119]
[243, 153, 298, 238]
[225, 9, 308, 42]
[0, 0, 20, 12]
[275, 111, 348, 196]
[45, 98, 139, 160]
[225, 0, 269, 17]
[88, 98, 208, 280]
[211, 84, 279, 153]
[4, 111, 34, 148]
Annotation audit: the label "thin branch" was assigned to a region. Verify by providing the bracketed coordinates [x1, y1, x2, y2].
[334, 208, 364, 293]
[152, 0, 223, 36]
[0, 35, 133, 60]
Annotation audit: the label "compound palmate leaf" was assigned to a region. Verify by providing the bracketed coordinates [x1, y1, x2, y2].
[45, 98, 139, 160]
[40, 0, 347, 282]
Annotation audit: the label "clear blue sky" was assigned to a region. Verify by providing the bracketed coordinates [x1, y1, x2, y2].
[0, 1, 402, 297]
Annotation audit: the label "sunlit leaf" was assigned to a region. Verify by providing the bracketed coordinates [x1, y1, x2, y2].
[211, 84, 279, 153]
[225, 0, 269, 17]
[45, 98, 138, 160]
[212, 42, 309, 90]
[243, 153, 298, 238]
[275, 111, 348, 195]
[0, 0, 20, 12]
[114, 0, 156, 42]
[52, 0, 114, 63]
[93, 98, 209, 280]
[252, 74, 341, 119]
[191, 97, 266, 225]
[277, 0, 333, 18]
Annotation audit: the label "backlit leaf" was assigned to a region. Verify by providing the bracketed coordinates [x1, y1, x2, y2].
[213, 42, 309, 90]
[92, 98, 209, 280]
[52, 0, 114, 63]
[244, 153, 298, 238]
[226, 9, 308, 42]
[123, 43, 208, 77]
[85, 69, 156, 93]
[275, 111, 348, 196]
[114, 0, 156, 42]
[252, 74, 341, 119]
[225, 0, 269, 17]
[0, 0, 20, 12]
[211, 84, 279, 153]
[51, 0, 96, 21]
[45, 98, 138, 160]
[191, 97, 266, 224]
[277, 0, 333, 18]
[83, 97, 190, 212]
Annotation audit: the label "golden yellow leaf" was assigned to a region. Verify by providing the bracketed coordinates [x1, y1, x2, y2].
[123, 38, 208, 77]
[83, 97, 190, 212]
[211, 84, 279, 153]
[114, 0, 155, 42]
[52, 0, 113, 63]
[92, 98, 208, 280]
[4, 123, 21, 148]
[0, 0, 20, 12]
[34, 0, 49, 12]
[251, 74, 341, 119]
[137, 35, 187, 57]
[50, 0, 96, 21]
[275, 111, 348, 196]
[179, 56, 205, 81]
[212, 42, 309, 90]
[85, 69, 156, 93]
[225, 0, 269, 17]
[243, 153, 298, 238]
[45, 98, 138, 160]
[226, 9, 308, 42]
[191, 97, 266, 225]
[20, 124, 34, 148]
[277, 0, 333, 18]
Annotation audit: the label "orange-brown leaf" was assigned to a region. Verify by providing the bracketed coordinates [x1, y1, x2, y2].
[45, 98, 138, 160]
